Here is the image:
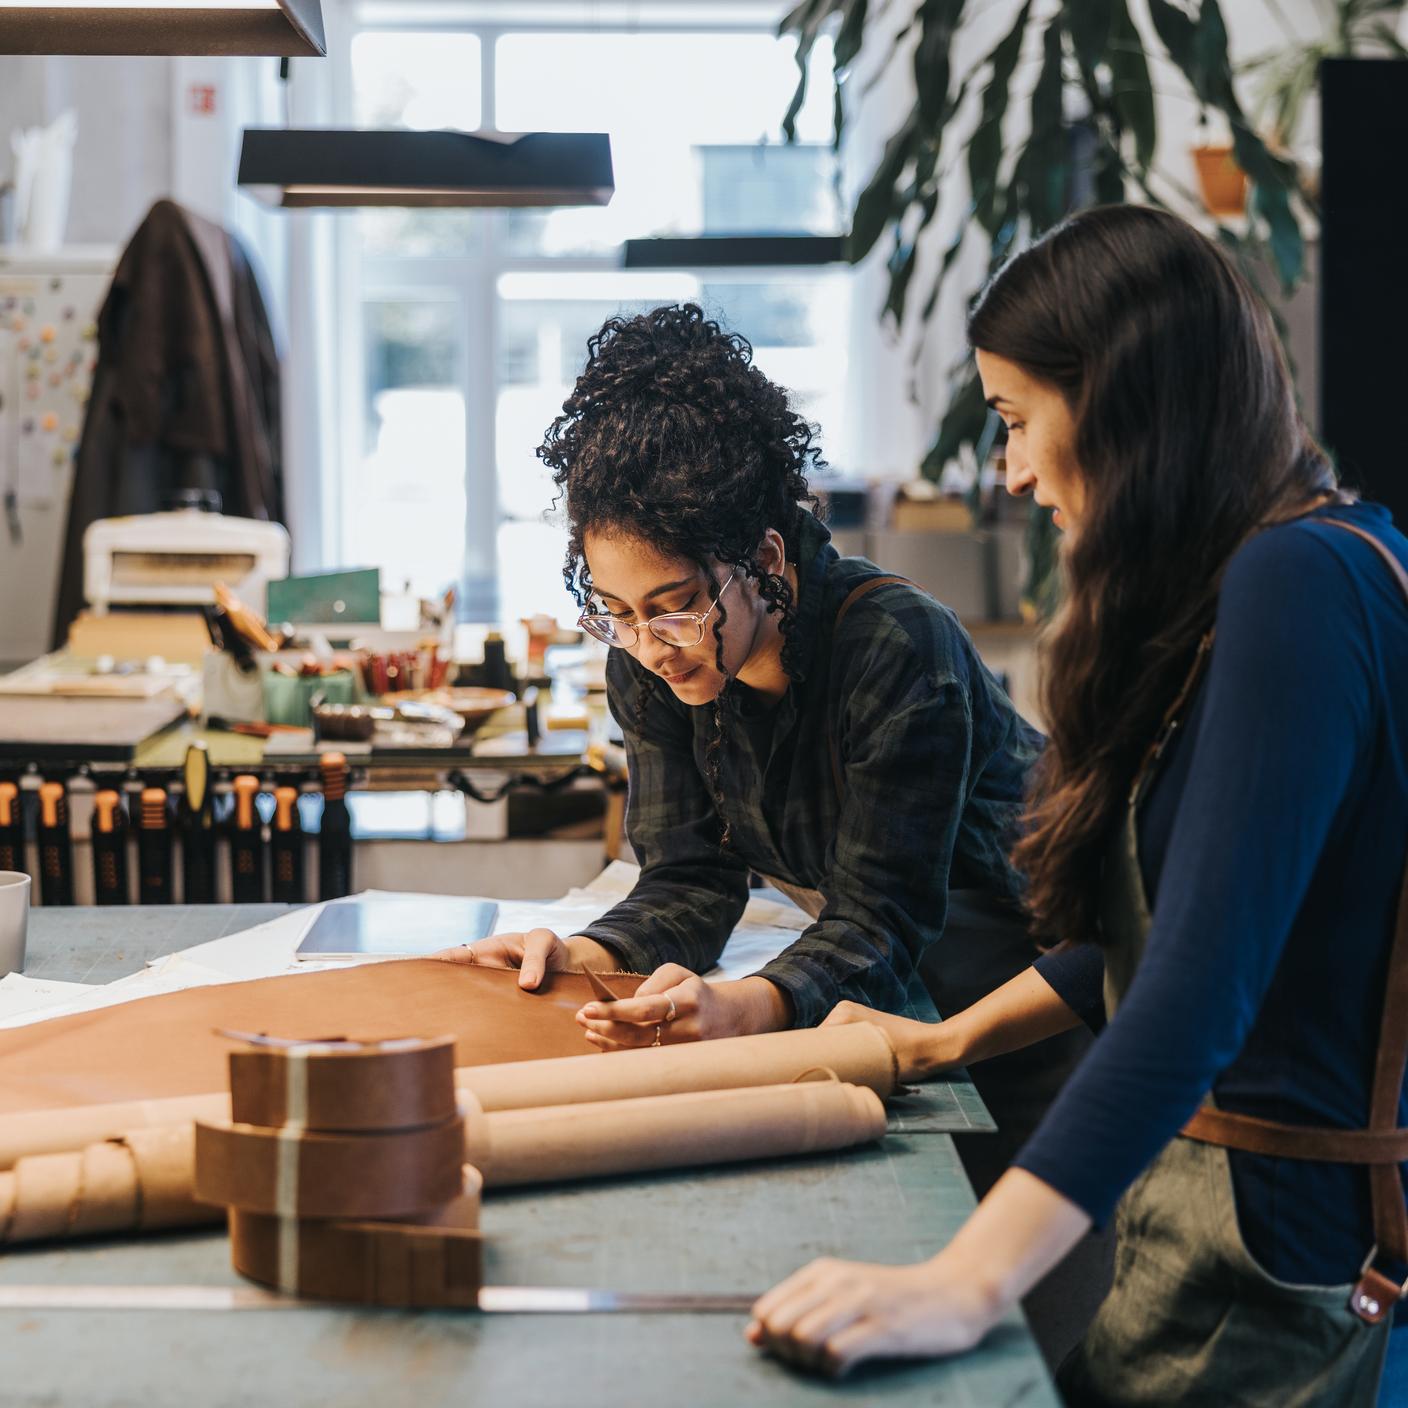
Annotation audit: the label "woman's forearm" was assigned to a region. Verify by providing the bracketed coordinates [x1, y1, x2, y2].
[931, 1167, 1092, 1310]
[827, 966, 1083, 1082]
[935, 966, 1083, 1070]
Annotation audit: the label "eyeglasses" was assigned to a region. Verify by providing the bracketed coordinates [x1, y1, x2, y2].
[579, 572, 736, 649]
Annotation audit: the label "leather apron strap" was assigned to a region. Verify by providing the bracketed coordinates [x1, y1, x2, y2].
[1179, 516, 1408, 1324]
[828, 576, 914, 800]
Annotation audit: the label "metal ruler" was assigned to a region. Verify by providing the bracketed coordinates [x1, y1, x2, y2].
[0, 1285, 758, 1314]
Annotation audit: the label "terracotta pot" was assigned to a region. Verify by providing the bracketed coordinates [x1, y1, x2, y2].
[1192, 143, 1247, 218]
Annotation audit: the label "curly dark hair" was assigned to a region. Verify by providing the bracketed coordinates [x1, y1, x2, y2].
[538, 302, 824, 841]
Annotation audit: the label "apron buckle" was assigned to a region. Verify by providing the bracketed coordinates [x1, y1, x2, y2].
[1350, 1246, 1406, 1325]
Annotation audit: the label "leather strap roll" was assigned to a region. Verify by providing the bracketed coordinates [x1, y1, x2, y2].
[227, 1168, 483, 1308]
[457, 1022, 900, 1113]
[194, 1112, 464, 1219]
[0, 1124, 216, 1244]
[471, 1080, 887, 1188]
[228, 1035, 457, 1132]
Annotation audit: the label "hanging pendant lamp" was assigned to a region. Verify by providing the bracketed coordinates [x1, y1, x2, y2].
[237, 129, 613, 209]
[0, 0, 325, 56]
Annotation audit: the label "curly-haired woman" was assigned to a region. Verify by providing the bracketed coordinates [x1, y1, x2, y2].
[749, 207, 1408, 1404]
[449, 304, 1048, 1062]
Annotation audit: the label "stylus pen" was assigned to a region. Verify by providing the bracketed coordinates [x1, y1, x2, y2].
[137, 787, 171, 905]
[37, 780, 73, 906]
[229, 774, 265, 904]
[317, 752, 353, 901]
[91, 789, 129, 906]
[179, 741, 216, 904]
[0, 781, 23, 876]
[270, 785, 304, 904]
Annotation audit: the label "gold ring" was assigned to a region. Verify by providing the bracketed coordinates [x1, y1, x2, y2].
[652, 1025, 662, 1047]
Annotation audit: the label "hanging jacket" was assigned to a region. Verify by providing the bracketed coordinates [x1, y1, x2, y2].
[52, 198, 284, 647]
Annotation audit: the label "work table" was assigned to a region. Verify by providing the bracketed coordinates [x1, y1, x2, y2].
[2, 905, 1060, 1406]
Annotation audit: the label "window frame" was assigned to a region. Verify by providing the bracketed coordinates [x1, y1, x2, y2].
[334, 2, 847, 620]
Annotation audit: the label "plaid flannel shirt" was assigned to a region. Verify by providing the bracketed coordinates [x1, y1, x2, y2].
[578, 512, 1044, 1027]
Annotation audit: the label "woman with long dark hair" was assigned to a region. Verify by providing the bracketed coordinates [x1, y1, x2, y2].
[748, 205, 1408, 1404]
[447, 303, 1046, 1058]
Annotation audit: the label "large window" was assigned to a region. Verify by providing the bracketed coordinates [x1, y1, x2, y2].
[338, 7, 846, 623]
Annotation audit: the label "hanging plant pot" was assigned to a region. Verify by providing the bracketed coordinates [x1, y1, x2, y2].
[1191, 143, 1248, 218]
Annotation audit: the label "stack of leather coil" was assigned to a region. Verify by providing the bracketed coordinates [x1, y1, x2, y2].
[193, 1034, 482, 1307]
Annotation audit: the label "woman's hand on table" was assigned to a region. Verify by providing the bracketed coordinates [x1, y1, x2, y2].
[576, 964, 793, 1048]
[431, 929, 620, 991]
[822, 1001, 960, 1083]
[744, 1253, 1004, 1378]
[747, 1169, 1091, 1379]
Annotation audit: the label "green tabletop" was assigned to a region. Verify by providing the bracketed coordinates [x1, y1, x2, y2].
[2, 906, 1059, 1407]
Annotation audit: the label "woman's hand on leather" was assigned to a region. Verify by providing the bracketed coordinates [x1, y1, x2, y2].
[432, 928, 616, 991]
[576, 964, 792, 1048]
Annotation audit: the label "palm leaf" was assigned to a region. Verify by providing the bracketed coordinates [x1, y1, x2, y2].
[969, 0, 1033, 234]
[1107, 0, 1156, 170]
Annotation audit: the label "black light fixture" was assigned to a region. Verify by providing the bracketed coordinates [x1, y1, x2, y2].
[0, 0, 325, 56]
[238, 129, 614, 209]
[622, 235, 846, 268]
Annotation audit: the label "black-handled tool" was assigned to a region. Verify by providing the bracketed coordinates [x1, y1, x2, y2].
[37, 780, 73, 906]
[270, 785, 304, 903]
[0, 781, 22, 876]
[179, 742, 216, 904]
[91, 789, 129, 905]
[317, 752, 352, 901]
[137, 787, 171, 904]
[230, 774, 265, 903]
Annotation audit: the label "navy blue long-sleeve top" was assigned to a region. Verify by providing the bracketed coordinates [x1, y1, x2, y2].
[1018, 502, 1408, 1308]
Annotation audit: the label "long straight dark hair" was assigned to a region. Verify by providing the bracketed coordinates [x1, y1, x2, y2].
[970, 205, 1336, 945]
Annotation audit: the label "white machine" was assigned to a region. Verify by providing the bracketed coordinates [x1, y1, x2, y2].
[83, 509, 290, 616]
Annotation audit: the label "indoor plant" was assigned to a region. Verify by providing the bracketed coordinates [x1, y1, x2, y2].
[781, 0, 1310, 615]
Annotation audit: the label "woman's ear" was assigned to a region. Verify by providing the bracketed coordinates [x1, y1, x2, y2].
[757, 528, 787, 576]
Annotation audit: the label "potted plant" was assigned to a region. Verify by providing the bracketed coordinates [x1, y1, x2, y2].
[781, 0, 1308, 616]
[1191, 127, 1249, 218]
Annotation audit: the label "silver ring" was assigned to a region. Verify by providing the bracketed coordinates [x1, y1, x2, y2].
[652, 1025, 662, 1047]
[664, 997, 677, 1024]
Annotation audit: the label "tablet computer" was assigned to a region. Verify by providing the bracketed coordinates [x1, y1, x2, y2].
[294, 896, 500, 961]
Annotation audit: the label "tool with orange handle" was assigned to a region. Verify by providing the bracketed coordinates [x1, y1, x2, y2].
[137, 787, 171, 904]
[230, 774, 265, 903]
[317, 753, 352, 901]
[178, 743, 216, 904]
[91, 789, 129, 905]
[0, 781, 22, 876]
[270, 785, 304, 904]
[37, 780, 72, 906]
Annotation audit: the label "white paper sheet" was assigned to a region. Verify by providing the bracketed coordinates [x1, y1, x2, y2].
[1, 865, 815, 1030]
[0, 973, 94, 1022]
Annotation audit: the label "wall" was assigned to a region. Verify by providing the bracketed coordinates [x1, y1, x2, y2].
[0, 56, 174, 247]
[0, 51, 300, 666]
[0, 2, 1384, 656]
